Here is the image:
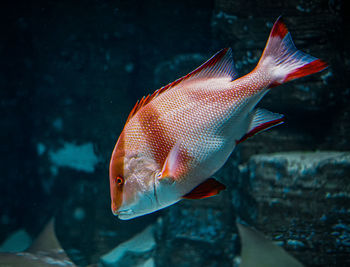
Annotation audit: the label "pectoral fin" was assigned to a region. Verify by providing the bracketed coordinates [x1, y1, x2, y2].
[159, 143, 181, 182]
[182, 178, 226, 199]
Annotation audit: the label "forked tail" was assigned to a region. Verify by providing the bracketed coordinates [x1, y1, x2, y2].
[257, 17, 327, 87]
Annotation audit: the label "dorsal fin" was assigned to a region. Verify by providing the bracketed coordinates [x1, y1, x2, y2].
[189, 48, 237, 80]
[126, 48, 237, 123]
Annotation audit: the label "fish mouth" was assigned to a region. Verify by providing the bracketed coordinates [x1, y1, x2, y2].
[115, 209, 135, 219]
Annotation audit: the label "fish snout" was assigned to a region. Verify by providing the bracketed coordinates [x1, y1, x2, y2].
[111, 202, 120, 216]
[111, 201, 133, 217]
[114, 209, 134, 220]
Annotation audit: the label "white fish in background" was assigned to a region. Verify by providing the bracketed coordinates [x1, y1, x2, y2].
[237, 223, 304, 267]
[0, 219, 76, 267]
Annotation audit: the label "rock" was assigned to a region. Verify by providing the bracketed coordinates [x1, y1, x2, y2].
[154, 196, 239, 267]
[48, 142, 100, 174]
[0, 229, 32, 253]
[245, 151, 350, 266]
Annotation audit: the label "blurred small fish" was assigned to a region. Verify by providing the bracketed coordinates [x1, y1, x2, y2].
[109, 17, 327, 220]
[237, 223, 303, 267]
[0, 219, 75, 267]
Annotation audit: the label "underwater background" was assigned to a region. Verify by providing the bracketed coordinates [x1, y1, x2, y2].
[0, 0, 349, 266]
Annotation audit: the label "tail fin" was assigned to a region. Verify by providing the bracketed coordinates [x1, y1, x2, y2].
[257, 17, 327, 87]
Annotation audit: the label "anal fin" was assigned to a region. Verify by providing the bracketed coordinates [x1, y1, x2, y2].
[182, 178, 226, 199]
[237, 108, 284, 144]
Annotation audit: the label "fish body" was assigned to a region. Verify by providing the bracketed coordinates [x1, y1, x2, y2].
[109, 17, 327, 220]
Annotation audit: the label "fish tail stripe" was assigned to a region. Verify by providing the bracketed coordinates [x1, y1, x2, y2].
[284, 58, 327, 83]
[258, 17, 328, 86]
[270, 16, 288, 38]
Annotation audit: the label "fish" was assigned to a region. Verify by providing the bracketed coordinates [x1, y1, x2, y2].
[237, 222, 303, 267]
[109, 17, 327, 220]
[0, 219, 76, 267]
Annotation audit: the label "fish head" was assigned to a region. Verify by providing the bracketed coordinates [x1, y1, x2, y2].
[109, 133, 160, 220]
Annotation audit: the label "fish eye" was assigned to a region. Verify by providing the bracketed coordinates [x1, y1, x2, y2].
[116, 176, 124, 185]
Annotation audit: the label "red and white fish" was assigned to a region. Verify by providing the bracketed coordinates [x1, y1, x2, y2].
[109, 17, 327, 220]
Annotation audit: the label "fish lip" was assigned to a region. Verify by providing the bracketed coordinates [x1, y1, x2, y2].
[116, 209, 134, 217]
